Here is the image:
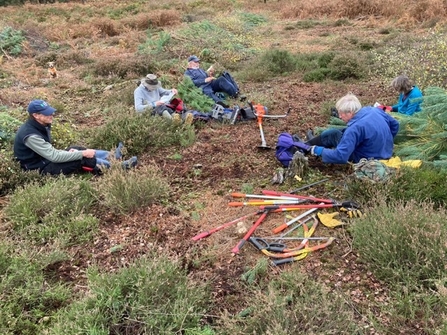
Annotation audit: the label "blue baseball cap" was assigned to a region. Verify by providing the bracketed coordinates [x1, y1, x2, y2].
[27, 99, 56, 116]
[187, 55, 200, 62]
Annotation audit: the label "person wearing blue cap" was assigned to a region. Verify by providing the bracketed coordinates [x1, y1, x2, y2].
[184, 55, 243, 108]
[13, 99, 137, 175]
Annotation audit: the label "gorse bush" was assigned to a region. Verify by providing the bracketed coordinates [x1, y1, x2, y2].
[4, 176, 99, 248]
[48, 256, 211, 334]
[0, 26, 25, 56]
[371, 28, 447, 89]
[87, 112, 196, 156]
[98, 164, 170, 215]
[0, 244, 72, 335]
[350, 199, 447, 288]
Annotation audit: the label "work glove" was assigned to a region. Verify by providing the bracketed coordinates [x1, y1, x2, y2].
[310, 146, 324, 156]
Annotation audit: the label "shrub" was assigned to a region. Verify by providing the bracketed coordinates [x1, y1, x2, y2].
[217, 268, 360, 334]
[371, 28, 447, 89]
[178, 76, 215, 112]
[98, 164, 170, 215]
[0, 112, 21, 147]
[0, 244, 72, 335]
[4, 176, 99, 248]
[48, 256, 211, 334]
[260, 49, 297, 75]
[0, 149, 43, 195]
[90, 55, 156, 79]
[345, 165, 447, 208]
[86, 112, 196, 156]
[0, 26, 25, 56]
[302, 68, 331, 82]
[328, 53, 365, 80]
[350, 199, 447, 288]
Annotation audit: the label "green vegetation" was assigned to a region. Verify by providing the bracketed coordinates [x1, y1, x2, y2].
[0, 26, 25, 56]
[2, 1, 447, 334]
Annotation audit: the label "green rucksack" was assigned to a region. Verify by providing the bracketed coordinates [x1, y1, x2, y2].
[352, 158, 395, 182]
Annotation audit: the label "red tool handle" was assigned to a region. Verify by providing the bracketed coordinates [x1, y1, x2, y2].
[232, 210, 269, 254]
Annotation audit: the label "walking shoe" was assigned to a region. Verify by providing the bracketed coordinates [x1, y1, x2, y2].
[122, 156, 138, 170]
[216, 101, 229, 108]
[184, 112, 194, 125]
[115, 142, 124, 159]
[162, 110, 172, 120]
[172, 113, 182, 125]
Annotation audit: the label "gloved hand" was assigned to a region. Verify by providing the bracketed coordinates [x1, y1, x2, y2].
[310, 146, 323, 156]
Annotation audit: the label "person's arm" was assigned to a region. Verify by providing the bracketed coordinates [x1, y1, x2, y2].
[185, 69, 208, 87]
[320, 129, 359, 164]
[385, 113, 400, 137]
[134, 87, 154, 113]
[25, 135, 91, 163]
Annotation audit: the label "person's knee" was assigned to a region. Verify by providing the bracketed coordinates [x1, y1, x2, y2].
[320, 128, 343, 148]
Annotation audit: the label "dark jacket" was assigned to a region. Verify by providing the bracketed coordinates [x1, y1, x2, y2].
[14, 118, 51, 170]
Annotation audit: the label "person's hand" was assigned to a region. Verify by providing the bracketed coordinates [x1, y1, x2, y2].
[171, 88, 178, 95]
[310, 146, 324, 156]
[205, 76, 214, 83]
[82, 149, 96, 158]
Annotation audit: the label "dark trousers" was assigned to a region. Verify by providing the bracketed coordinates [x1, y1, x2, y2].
[203, 71, 239, 102]
[40, 156, 97, 176]
[306, 128, 345, 147]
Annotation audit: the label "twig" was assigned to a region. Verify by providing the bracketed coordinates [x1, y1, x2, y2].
[0, 47, 13, 60]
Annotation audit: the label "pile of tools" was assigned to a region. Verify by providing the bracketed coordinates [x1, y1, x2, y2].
[192, 185, 361, 266]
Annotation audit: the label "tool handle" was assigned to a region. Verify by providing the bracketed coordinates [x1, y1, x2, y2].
[231, 192, 245, 198]
[228, 202, 244, 207]
[272, 223, 288, 234]
[272, 257, 296, 266]
[191, 232, 210, 241]
[231, 239, 246, 254]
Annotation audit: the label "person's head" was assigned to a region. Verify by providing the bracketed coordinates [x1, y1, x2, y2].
[187, 55, 200, 69]
[335, 93, 362, 123]
[142, 74, 161, 91]
[27, 99, 56, 126]
[391, 75, 413, 94]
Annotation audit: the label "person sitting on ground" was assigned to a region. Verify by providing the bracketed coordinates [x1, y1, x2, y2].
[134, 73, 193, 124]
[14, 99, 137, 176]
[303, 93, 400, 164]
[390, 75, 423, 116]
[184, 55, 243, 108]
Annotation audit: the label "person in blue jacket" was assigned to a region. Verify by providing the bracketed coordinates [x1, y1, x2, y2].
[184, 55, 241, 108]
[304, 93, 400, 164]
[390, 75, 423, 116]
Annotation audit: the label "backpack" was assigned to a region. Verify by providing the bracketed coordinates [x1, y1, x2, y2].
[275, 132, 307, 167]
[166, 98, 185, 113]
[352, 158, 395, 182]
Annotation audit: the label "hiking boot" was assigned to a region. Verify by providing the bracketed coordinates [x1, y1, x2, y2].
[306, 129, 314, 141]
[162, 110, 172, 120]
[216, 101, 229, 108]
[239, 95, 247, 102]
[330, 107, 339, 118]
[122, 156, 138, 170]
[184, 112, 194, 125]
[115, 142, 124, 159]
[172, 113, 182, 125]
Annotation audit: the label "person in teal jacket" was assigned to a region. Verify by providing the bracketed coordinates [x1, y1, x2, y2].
[390, 75, 423, 116]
